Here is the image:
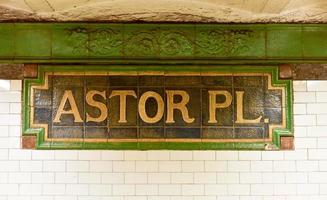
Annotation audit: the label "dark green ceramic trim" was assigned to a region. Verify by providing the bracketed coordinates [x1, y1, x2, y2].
[23, 65, 293, 150]
[0, 23, 325, 63]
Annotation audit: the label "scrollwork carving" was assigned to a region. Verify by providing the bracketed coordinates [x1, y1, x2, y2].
[159, 31, 193, 56]
[65, 26, 256, 57]
[124, 29, 193, 56]
[66, 27, 123, 56]
[66, 27, 89, 55]
[196, 29, 254, 56]
[124, 30, 159, 56]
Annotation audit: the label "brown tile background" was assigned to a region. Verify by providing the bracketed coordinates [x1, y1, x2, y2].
[32, 74, 284, 141]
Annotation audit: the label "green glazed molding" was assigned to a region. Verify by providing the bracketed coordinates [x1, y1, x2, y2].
[0, 23, 325, 63]
[23, 65, 293, 150]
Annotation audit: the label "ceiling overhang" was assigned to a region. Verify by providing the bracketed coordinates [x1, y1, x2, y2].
[0, 0, 326, 23]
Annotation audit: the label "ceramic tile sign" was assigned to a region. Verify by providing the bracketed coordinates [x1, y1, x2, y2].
[24, 66, 293, 150]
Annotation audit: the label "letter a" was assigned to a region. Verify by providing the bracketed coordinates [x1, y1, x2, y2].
[53, 90, 83, 123]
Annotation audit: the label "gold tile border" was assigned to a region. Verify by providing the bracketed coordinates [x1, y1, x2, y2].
[30, 71, 286, 143]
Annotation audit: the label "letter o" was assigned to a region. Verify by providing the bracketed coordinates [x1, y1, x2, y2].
[138, 91, 164, 124]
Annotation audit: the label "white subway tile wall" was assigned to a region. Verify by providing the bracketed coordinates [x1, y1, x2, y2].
[0, 80, 326, 199]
